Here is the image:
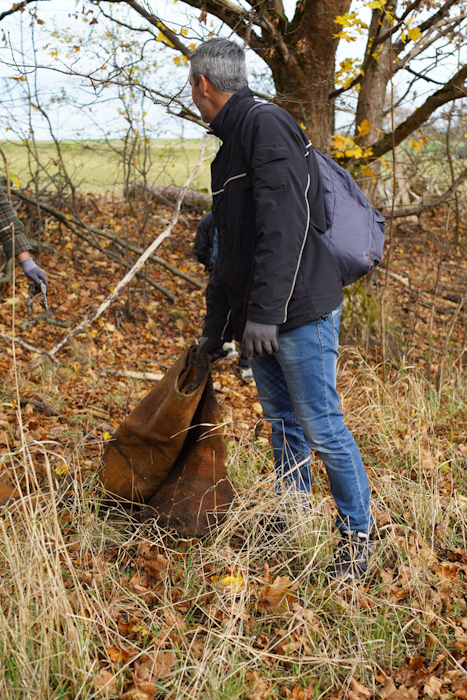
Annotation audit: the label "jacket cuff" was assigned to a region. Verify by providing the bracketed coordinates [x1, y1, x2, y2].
[2, 232, 32, 260]
[247, 309, 285, 325]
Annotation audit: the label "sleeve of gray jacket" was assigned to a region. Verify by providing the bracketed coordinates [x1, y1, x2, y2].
[245, 110, 314, 326]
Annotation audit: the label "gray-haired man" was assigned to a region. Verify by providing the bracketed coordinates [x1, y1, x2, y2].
[191, 38, 373, 580]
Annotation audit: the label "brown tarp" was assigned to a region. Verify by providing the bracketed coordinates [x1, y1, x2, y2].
[100, 344, 233, 537]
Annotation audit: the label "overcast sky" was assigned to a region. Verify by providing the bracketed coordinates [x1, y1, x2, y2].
[0, 0, 463, 142]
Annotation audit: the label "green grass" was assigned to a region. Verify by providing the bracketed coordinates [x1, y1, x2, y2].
[0, 138, 217, 193]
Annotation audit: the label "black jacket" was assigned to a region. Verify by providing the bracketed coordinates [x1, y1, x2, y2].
[194, 211, 216, 272]
[203, 87, 343, 341]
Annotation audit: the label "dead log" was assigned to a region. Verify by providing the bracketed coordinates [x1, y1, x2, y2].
[134, 183, 212, 212]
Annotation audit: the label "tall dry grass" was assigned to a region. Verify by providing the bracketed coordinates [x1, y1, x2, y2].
[0, 344, 466, 698]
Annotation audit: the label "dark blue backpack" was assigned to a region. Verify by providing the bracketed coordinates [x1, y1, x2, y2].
[243, 104, 386, 287]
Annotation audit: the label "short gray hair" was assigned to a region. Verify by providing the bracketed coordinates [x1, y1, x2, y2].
[189, 38, 248, 93]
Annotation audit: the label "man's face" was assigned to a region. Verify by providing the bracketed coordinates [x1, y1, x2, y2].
[189, 72, 212, 124]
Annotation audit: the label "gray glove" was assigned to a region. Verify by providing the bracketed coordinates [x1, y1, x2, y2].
[198, 336, 227, 361]
[243, 320, 279, 358]
[20, 257, 48, 294]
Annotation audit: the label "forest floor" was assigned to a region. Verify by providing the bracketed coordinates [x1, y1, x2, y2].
[0, 193, 467, 700]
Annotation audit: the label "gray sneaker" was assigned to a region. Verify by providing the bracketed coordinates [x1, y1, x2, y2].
[329, 531, 375, 581]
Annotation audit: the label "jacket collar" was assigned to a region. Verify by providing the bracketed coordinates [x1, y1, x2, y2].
[209, 86, 255, 141]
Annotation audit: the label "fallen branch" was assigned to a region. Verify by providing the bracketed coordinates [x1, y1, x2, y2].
[64, 223, 176, 303]
[12, 189, 175, 301]
[47, 135, 210, 359]
[99, 369, 164, 381]
[12, 189, 205, 290]
[0, 331, 60, 365]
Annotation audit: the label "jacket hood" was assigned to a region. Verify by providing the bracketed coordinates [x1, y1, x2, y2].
[209, 87, 255, 141]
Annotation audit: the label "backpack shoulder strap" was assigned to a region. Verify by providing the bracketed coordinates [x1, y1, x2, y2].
[241, 102, 276, 145]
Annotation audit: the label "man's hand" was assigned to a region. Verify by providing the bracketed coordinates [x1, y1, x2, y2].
[20, 257, 49, 295]
[198, 336, 227, 362]
[243, 320, 279, 358]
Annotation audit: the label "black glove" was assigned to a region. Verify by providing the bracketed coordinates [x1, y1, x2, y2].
[20, 257, 49, 295]
[243, 320, 279, 358]
[198, 336, 228, 362]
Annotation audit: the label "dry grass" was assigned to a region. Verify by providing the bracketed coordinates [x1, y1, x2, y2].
[1, 343, 467, 699]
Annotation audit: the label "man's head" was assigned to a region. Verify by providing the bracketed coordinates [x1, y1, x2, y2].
[189, 38, 248, 124]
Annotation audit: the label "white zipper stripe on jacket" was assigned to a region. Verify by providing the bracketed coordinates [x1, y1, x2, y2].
[220, 309, 232, 340]
[212, 172, 247, 196]
[283, 172, 311, 323]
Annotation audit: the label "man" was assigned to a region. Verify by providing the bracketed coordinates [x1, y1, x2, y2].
[0, 185, 48, 294]
[190, 38, 373, 580]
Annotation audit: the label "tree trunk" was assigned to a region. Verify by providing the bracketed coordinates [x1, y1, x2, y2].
[265, 0, 352, 151]
[354, 3, 396, 198]
[355, 4, 396, 147]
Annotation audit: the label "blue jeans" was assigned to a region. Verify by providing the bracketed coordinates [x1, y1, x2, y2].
[250, 306, 372, 534]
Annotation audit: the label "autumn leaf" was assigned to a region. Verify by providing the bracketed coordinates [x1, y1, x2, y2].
[120, 680, 157, 699]
[258, 576, 298, 614]
[246, 671, 273, 700]
[221, 573, 247, 593]
[379, 678, 418, 700]
[423, 676, 444, 699]
[139, 552, 170, 581]
[134, 651, 176, 679]
[93, 669, 118, 695]
[106, 645, 137, 663]
[356, 119, 372, 137]
[452, 679, 467, 699]
[350, 678, 371, 697]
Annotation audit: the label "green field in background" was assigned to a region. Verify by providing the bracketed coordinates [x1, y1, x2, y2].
[0, 138, 217, 193]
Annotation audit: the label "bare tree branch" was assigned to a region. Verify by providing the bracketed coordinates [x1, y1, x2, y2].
[102, 0, 191, 55]
[329, 0, 464, 100]
[393, 16, 466, 75]
[0, 0, 46, 23]
[391, 0, 462, 55]
[0, 332, 60, 365]
[368, 63, 467, 159]
[369, 0, 461, 55]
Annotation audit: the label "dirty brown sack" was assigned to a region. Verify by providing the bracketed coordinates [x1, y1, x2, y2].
[100, 344, 233, 537]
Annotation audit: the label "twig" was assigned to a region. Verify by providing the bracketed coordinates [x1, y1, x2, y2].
[47, 136, 210, 359]
[19, 397, 76, 425]
[0, 331, 60, 365]
[99, 369, 164, 381]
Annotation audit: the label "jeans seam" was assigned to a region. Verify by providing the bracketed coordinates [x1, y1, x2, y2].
[318, 316, 369, 531]
[270, 393, 310, 487]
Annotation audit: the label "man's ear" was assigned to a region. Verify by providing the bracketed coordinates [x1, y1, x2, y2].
[197, 74, 211, 97]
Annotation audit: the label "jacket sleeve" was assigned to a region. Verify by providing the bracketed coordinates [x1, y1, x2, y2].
[0, 187, 32, 260]
[193, 212, 214, 269]
[243, 110, 315, 326]
[202, 266, 233, 341]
